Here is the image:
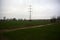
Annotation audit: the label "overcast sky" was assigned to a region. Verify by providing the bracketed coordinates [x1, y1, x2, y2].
[0, 0, 60, 19]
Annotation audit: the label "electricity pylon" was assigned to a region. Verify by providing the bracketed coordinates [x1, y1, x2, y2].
[29, 5, 32, 21]
[28, 0, 32, 21]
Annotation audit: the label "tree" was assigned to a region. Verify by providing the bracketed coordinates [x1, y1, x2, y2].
[12, 18, 16, 21]
[57, 16, 60, 23]
[57, 16, 60, 20]
[50, 17, 56, 23]
[3, 17, 6, 21]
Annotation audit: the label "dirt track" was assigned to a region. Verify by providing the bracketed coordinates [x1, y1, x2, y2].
[0, 24, 52, 33]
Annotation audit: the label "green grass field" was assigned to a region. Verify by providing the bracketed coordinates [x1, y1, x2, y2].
[1, 23, 60, 40]
[0, 20, 51, 29]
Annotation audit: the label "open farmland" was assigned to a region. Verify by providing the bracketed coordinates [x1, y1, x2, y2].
[0, 20, 51, 29]
[0, 23, 60, 40]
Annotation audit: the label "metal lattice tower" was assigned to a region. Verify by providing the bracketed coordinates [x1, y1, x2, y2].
[29, 5, 32, 20]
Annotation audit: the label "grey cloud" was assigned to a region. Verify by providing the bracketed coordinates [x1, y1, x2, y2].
[0, 0, 60, 19]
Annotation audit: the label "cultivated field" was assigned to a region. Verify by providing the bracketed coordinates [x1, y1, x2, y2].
[0, 23, 60, 40]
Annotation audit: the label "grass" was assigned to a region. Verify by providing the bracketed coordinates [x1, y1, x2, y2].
[1, 23, 60, 40]
[0, 20, 51, 29]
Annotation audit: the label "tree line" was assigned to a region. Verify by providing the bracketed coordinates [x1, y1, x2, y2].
[0, 16, 60, 23]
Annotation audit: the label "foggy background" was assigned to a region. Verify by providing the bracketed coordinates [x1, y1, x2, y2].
[0, 0, 60, 19]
